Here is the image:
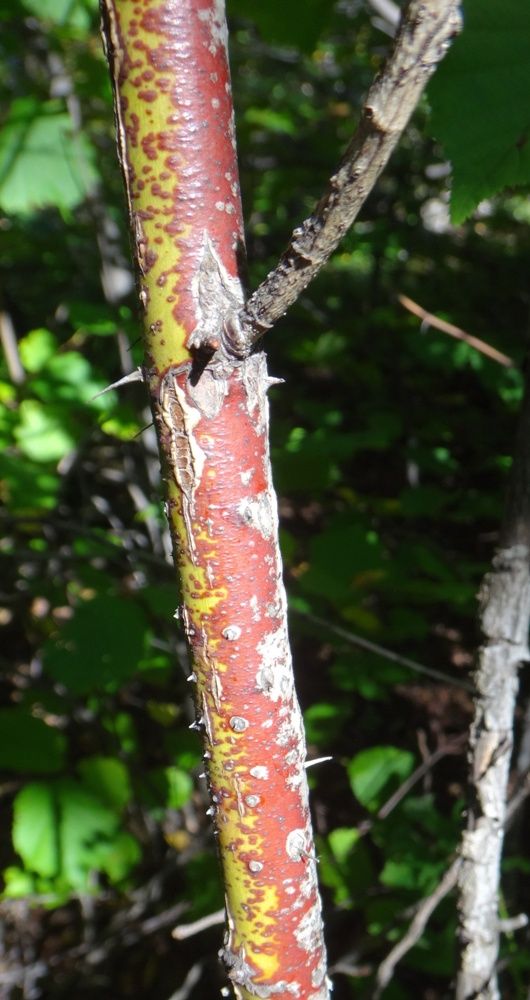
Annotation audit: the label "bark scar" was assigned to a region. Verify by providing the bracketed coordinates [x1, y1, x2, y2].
[158, 368, 206, 561]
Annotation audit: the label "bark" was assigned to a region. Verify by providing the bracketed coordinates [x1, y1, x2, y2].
[456, 372, 530, 1000]
[99, 2, 328, 997]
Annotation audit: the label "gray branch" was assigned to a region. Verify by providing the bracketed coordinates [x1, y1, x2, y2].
[225, 0, 462, 358]
[455, 371, 530, 999]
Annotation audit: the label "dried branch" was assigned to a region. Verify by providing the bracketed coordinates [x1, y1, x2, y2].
[398, 294, 514, 368]
[172, 908, 225, 941]
[227, 0, 462, 357]
[372, 764, 530, 997]
[455, 366, 530, 1000]
[0, 310, 25, 385]
[374, 856, 461, 997]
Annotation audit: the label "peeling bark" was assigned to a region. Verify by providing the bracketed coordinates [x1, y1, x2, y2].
[456, 374, 530, 1000]
[100, 2, 328, 997]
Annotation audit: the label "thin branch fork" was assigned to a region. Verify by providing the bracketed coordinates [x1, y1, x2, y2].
[228, 0, 462, 357]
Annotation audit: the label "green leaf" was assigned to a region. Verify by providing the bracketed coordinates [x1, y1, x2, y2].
[89, 830, 141, 883]
[77, 757, 132, 812]
[347, 746, 415, 812]
[429, 0, 530, 222]
[0, 454, 60, 511]
[18, 329, 58, 373]
[2, 866, 36, 898]
[13, 783, 59, 878]
[0, 99, 99, 215]
[328, 826, 361, 865]
[304, 701, 349, 745]
[14, 400, 76, 462]
[43, 595, 148, 693]
[57, 779, 120, 887]
[21, 0, 98, 30]
[0, 709, 66, 774]
[164, 766, 194, 810]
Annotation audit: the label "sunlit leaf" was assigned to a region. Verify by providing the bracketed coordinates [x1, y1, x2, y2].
[348, 746, 415, 812]
[21, 0, 98, 30]
[0, 99, 99, 214]
[14, 400, 76, 462]
[13, 783, 59, 878]
[18, 329, 58, 373]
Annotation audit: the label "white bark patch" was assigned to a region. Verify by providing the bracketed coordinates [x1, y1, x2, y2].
[159, 375, 205, 561]
[286, 829, 306, 862]
[197, 0, 228, 53]
[249, 765, 268, 780]
[238, 492, 275, 539]
[276, 704, 306, 748]
[295, 901, 326, 955]
[187, 233, 244, 354]
[255, 624, 293, 703]
[222, 624, 241, 641]
[188, 366, 228, 419]
[249, 594, 261, 621]
[242, 353, 268, 426]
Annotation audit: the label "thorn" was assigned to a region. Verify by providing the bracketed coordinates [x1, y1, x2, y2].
[92, 366, 144, 399]
[304, 756, 333, 769]
[266, 376, 285, 388]
[206, 806, 215, 816]
[186, 672, 197, 683]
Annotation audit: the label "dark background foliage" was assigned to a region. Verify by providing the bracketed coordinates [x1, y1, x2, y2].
[1, 0, 530, 996]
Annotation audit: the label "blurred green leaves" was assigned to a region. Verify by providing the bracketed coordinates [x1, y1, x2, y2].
[0, 709, 66, 774]
[348, 746, 415, 812]
[0, 99, 99, 215]
[43, 596, 149, 694]
[10, 766, 140, 897]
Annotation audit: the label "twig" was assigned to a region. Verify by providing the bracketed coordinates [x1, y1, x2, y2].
[398, 294, 514, 368]
[293, 608, 475, 692]
[0, 310, 25, 385]
[357, 737, 464, 837]
[496, 914, 528, 934]
[366, 0, 401, 36]
[373, 856, 462, 997]
[229, 0, 461, 356]
[167, 961, 205, 1000]
[172, 908, 225, 940]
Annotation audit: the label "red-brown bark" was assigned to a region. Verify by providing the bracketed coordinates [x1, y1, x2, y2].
[100, 2, 329, 996]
